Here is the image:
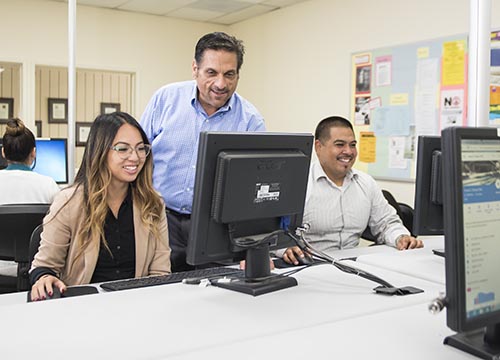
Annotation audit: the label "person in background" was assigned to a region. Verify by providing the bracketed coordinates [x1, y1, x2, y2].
[282, 116, 423, 265]
[29, 112, 171, 301]
[141, 32, 265, 272]
[0, 118, 59, 204]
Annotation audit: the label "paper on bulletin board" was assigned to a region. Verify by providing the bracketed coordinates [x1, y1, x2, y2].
[372, 106, 411, 136]
[375, 55, 392, 87]
[442, 40, 466, 86]
[440, 88, 465, 128]
[389, 137, 408, 169]
[359, 132, 376, 163]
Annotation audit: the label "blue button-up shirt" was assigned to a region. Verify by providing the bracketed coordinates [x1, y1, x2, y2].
[140, 80, 265, 214]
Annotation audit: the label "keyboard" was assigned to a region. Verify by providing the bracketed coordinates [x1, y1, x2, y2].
[100, 267, 244, 292]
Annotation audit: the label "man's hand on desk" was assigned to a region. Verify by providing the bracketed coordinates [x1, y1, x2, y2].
[282, 246, 308, 265]
[396, 235, 423, 250]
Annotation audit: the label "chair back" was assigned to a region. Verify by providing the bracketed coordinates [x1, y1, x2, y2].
[29, 224, 44, 266]
[0, 204, 49, 262]
[361, 190, 415, 242]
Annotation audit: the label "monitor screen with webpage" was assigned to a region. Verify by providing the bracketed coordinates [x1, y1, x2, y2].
[186, 131, 313, 296]
[442, 126, 500, 359]
[413, 135, 444, 236]
[33, 138, 68, 184]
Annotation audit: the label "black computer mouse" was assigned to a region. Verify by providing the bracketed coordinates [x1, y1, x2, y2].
[27, 287, 63, 302]
[47, 287, 63, 299]
[296, 253, 314, 266]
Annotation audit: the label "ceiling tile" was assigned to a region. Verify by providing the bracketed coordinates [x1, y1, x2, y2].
[187, 0, 253, 13]
[119, 0, 197, 15]
[262, 0, 309, 7]
[210, 4, 277, 25]
[76, 0, 127, 8]
[166, 7, 224, 22]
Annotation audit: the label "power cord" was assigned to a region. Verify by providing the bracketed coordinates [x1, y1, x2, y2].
[286, 226, 423, 295]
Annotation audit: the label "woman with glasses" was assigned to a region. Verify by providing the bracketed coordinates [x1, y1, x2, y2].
[29, 112, 171, 301]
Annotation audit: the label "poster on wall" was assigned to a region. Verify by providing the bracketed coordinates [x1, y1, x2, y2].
[490, 30, 500, 124]
[350, 34, 468, 181]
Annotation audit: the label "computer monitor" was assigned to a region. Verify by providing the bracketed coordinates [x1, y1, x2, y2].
[413, 136, 444, 235]
[442, 126, 500, 359]
[33, 138, 68, 184]
[187, 131, 313, 296]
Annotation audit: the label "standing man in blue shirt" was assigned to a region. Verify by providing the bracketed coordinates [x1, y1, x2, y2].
[141, 32, 265, 272]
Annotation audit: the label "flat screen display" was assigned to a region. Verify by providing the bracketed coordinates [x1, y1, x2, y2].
[460, 138, 500, 320]
[33, 138, 68, 184]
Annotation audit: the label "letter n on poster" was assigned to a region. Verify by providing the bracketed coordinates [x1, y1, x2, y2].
[359, 132, 376, 163]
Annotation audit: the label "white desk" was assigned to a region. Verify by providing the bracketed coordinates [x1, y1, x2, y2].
[0, 240, 470, 359]
[168, 303, 470, 360]
[355, 236, 446, 285]
[0, 262, 445, 359]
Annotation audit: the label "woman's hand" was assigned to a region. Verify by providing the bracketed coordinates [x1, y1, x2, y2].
[30, 274, 67, 301]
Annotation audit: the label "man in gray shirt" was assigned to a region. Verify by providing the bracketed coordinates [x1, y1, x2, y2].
[283, 116, 423, 265]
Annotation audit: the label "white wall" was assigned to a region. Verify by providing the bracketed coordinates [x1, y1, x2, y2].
[2, 0, 500, 206]
[1, 0, 226, 121]
[232, 0, 500, 206]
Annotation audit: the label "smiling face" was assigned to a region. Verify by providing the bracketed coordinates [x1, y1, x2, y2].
[192, 49, 239, 116]
[315, 126, 358, 186]
[107, 123, 146, 188]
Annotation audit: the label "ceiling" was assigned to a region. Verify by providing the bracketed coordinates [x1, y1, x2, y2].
[40, 0, 311, 25]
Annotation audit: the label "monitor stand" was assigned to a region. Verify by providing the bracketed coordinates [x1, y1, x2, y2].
[444, 324, 500, 359]
[213, 243, 297, 296]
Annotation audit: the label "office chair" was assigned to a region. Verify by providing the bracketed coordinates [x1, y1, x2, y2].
[29, 224, 43, 266]
[0, 204, 49, 291]
[361, 190, 415, 243]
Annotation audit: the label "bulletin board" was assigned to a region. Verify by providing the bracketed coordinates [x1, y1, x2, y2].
[350, 34, 468, 181]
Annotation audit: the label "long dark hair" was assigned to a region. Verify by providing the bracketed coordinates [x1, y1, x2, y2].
[71, 112, 164, 262]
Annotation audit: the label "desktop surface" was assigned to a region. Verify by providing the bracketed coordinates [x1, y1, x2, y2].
[0, 238, 462, 359]
[0, 261, 444, 359]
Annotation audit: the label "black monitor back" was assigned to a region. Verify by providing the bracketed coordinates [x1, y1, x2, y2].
[187, 132, 313, 266]
[413, 136, 444, 235]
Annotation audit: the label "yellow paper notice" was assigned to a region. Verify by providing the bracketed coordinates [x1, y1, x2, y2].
[359, 132, 376, 163]
[417, 47, 429, 59]
[442, 40, 466, 86]
[390, 93, 409, 105]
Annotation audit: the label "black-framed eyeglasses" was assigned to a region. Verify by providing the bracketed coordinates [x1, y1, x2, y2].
[110, 144, 151, 159]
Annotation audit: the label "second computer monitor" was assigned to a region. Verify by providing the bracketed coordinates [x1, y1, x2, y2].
[34, 138, 68, 184]
[413, 135, 444, 235]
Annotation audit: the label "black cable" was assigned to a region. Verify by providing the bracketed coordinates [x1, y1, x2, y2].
[286, 230, 395, 289]
[232, 229, 285, 249]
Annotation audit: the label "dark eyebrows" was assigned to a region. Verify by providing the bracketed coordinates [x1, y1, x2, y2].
[113, 140, 145, 147]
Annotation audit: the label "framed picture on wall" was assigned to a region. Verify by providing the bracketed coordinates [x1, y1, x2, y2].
[76, 122, 92, 147]
[100, 102, 121, 115]
[0, 97, 14, 123]
[35, 120, 42, 137]
[48, 98, 68, 123]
